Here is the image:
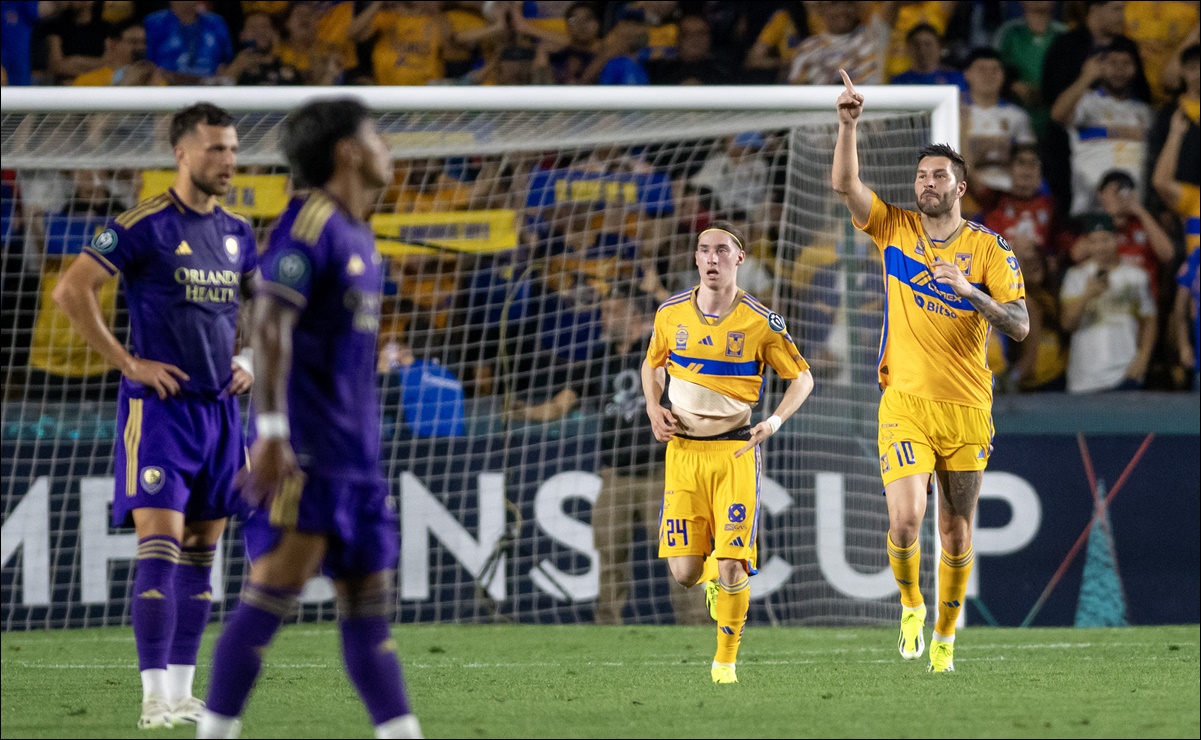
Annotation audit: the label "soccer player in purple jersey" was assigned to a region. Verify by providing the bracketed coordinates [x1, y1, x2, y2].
[196, 99, 421, 740]
[53, 103, 256, 729]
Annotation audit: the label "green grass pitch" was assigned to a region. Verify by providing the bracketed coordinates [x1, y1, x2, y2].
[2, 624, 1198, 738]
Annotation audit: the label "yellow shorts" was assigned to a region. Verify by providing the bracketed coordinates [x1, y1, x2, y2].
[658, 436, 759, 569]
[877, 387, 993, 486]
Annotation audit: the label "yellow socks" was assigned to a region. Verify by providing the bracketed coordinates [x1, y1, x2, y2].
[887, 533, 923, 608]
[713, 575, 749, 664]
[935, 545, 974, 638]
[699, 555, 720, 585]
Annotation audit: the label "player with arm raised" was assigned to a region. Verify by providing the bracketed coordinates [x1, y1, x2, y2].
[832, 69, 1029, 673]
[643, 220, 815, 684]
[197, 98, 421, 740]
[53, 103, 254, 729]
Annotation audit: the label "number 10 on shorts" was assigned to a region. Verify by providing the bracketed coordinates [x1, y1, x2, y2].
[880, 441, 917, 473]
[665, 518, 689, 547]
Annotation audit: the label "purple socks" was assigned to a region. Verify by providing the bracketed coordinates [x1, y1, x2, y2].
[340, 616, 412, 725]
[205, 583, 298, 718]
[170, 544, 216, 666]
[132, 536, 180, 671]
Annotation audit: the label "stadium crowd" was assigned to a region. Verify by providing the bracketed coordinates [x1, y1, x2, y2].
[1, 1, 1199, 414]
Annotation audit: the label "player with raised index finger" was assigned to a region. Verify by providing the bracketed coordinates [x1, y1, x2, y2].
[832, 69, 1030, 672]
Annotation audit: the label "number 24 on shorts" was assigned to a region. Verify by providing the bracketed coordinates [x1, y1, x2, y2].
[880, 441, 917, 473]
[665, 518, 689, 547]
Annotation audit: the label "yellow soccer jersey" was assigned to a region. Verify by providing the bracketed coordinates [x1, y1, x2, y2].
[1175, 184, 1200, 256]
[647, 288, 808, 405]
[857, 193, 1026, 409]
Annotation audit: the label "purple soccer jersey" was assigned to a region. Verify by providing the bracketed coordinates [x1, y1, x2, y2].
[246, 191, 396, 578]
[84, 188, 257, 396]
[256, 191, 384, 478]
[84, 189, 255, 524]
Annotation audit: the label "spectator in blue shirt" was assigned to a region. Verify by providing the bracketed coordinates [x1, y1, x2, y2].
[590, 7, 649, 85]
[2, 1, 42, 85]
[890, 23, 968, 91]
[144, 1, 233, 83]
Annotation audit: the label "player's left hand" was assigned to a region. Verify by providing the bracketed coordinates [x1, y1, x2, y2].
[237, 438, 304, 511]
[734, 420, 774, 458]
[931, 256, 973, 297]
[227, 362, 253, 395]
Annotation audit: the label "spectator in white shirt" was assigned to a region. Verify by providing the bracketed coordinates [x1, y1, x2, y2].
[961, 47, 1037, 193]
[1051, 43, 1154, 215]
[687, 131, 771, 221]
[787, 1, 888, 85]
[1061, 212, 1158, 393]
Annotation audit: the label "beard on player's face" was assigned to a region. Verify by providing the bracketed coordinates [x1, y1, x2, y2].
[915, 188, 955, 217]
[191, 170, 230, 198]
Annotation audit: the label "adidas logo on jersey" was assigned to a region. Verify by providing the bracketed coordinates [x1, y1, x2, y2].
[730, 537, 744, 548]
[699, 336, 714, 346]
[175, 241, 193, 256]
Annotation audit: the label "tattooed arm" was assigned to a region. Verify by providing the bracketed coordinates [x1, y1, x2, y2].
[931, 256, 1030, 340]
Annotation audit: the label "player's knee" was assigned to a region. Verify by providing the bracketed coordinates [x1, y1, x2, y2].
[717, 558, 747, 586]
[336, 576, 394, 620]
[668, 560, 703, 588]
[888, 522, 921, 548]
[938, 527, 972, 555]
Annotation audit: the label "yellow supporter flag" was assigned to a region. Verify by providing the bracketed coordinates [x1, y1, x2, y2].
[140, 171, 290, 219]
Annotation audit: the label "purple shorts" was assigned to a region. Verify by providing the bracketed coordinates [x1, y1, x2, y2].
[241, 473, 399, 580]
[111, 383, 245, 527]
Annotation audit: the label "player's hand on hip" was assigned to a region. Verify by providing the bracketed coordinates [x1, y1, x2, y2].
[646, 404, 678, 442]
[836, 69, 864, 124]
[734, 421, 773, 458]
[227, 362, 253, 395]
[124, 358, 189, 399]
[238, 438, 303, 511]
[931, 257, 972, 297]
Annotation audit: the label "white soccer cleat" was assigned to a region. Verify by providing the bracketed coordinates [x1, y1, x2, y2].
[170, 696, 206, 724]
[196, 708, 243, 739]
[137, 695, 174, 729]
[375, 713, 424, 739]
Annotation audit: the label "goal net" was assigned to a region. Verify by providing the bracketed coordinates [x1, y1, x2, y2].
[1, 86, 958, 629]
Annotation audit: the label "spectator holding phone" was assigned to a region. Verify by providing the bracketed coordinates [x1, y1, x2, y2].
[1061, 212, 1158, 393]
[223, 12, 302, 85]
[1069, 170, 1176, 301]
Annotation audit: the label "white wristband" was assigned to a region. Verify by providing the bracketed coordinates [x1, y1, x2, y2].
[766, 415, 782, 434]
[256, 412, 290, 440]
[232, 347, 254, 379]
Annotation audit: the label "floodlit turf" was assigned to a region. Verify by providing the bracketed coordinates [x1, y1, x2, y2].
[1, 624, 1198, 738]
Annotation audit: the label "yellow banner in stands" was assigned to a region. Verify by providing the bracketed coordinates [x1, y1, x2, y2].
[371, 210, 517, 256]
[140, 171, 290, 218]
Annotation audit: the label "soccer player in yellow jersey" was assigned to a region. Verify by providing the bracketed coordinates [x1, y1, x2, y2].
[643, 220, 815, 684]
[833, 70, 1030, 673]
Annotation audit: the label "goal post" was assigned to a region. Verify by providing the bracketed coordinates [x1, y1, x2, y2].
[1, 84, 958, 629]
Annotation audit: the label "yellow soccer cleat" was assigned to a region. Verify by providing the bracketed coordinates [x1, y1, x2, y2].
[927, 640, 955, 673]
[711, 662, 738, 684]
[705, 580, 719, 622]
[898, 603, 926, 660]
[137, 695, 174, 730]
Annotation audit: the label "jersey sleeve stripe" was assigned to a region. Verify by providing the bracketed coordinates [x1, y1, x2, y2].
[656, 294, 692, 312]
[669, 351, 759, 376]
[113, 195, 171, 228]
[258, 280, 307, 309]
[82, 247, 119, 274]
[290, 195, 336, 245]
[740, 299, 771, 319]
[222, 208, 252, 225]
